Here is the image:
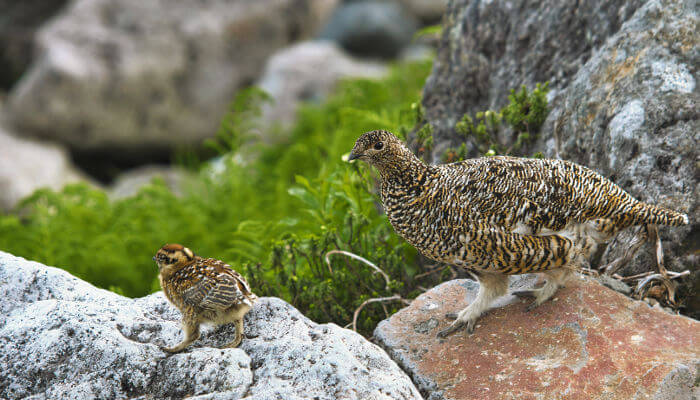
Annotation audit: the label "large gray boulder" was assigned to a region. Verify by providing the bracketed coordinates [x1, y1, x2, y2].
[398, 0, 448, 24]
[422, 0, 645, 158]
[108, 165, 196, 199]
[0, 251, 422, 399]
[0, 123, 88, 211]
[421, 0, 697, 315]
[0, 0, 68, 90]
[7, 0, 338, 160]
[257, 41, 387, 128]
[319, 1, 418, 59]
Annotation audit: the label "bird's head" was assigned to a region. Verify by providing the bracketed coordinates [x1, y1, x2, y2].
[153, 244, 195, 272]
[349, 130, 407, 166]
[348, 130, 424, 178]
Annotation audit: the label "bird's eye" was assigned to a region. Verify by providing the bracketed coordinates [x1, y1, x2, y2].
[374, 141, 384, 150]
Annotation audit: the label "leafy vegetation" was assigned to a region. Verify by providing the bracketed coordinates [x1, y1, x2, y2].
[0, 59, 435, 336]
[450, 82, 550, 160]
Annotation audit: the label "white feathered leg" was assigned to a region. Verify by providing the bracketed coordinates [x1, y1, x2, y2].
[513, 268, 572, 311]
[437, 272, 509, 338]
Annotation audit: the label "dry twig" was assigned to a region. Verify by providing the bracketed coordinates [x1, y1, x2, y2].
[325, 250, 413, 332]
[352, 295, 410, 332]
[325, 250, 391, 290]
[414, 265, 448, 280]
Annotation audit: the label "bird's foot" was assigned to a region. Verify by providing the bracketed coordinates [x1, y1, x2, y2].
[160, 345, 185, 354]
[437, 313, 476, 338]
[437, 319, 475, 338]
[512, 289, 536, 298]
[159, 336, 197, 353]
[512, 290, 543, 311]
[222, 336, 242, 349]
[524, 301, 543, 312]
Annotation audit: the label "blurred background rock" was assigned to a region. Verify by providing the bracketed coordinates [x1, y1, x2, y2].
[0, 0, 442, 204]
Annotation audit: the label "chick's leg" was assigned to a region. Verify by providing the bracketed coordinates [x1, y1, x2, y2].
[223, 318, 244, 348]
[163, 316, 200, 353]
[438, 272, 508, 338]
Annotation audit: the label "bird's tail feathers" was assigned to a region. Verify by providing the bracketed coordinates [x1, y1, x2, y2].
[634, 203, 689, 227]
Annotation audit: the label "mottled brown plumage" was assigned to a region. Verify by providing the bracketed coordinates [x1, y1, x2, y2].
[349, 130, 688, 337]
[154, 244, 257, 352]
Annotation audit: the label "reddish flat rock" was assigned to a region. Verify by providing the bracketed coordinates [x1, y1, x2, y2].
[374, 275, 700, 400]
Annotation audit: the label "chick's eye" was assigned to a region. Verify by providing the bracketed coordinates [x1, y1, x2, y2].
[374, 141, 384, 150]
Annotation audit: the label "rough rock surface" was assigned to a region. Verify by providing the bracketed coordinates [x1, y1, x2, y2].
[375, 277, 700, 400]
[421, 0, 698, 315]
[0, 251, 421, 399]
[0, 124, 87, 211]
[422, 0, 645, 156]
[257, 41, 386, 128]
[7, 0, 337, 159]
[539, 0, 698, 314]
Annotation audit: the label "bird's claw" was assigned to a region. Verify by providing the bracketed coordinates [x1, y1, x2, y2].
[437, 321, 465, 338]
[445, 312, 458, 320]
[437, 318, 474, 338]
[160, 342, 191, 353]
[512, 290, 536, 298]
[513, 290, 542, 311]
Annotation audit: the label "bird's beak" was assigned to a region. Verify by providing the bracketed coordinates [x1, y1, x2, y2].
[152, 256, 157, 261]
[348, 151, 361, 161]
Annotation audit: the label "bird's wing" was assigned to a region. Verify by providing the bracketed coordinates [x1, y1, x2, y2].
[227, 269, 257, 300]
[444, 156, 635, 232]
[182, 261, 247, 310]
[459, 221, 578, 274]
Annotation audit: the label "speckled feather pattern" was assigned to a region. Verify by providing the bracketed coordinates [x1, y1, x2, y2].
[165, 257, 257, 312]
[157, 245, 257, 323]
[155, 244, 258, 351]
[352, 130, 688, 275]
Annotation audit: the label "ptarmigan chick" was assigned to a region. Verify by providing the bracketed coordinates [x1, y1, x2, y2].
[349, 130, 688, 337]
[154, 244, 257, 352]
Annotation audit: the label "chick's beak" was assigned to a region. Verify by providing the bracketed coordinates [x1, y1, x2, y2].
[152, 256, 157, 261]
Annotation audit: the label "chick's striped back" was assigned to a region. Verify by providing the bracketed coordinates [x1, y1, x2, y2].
[164, 256, 257, 311]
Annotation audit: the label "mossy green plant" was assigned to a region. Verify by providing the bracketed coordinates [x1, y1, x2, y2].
[452, 82, 550, 158]
[502, 82, 550, 135]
